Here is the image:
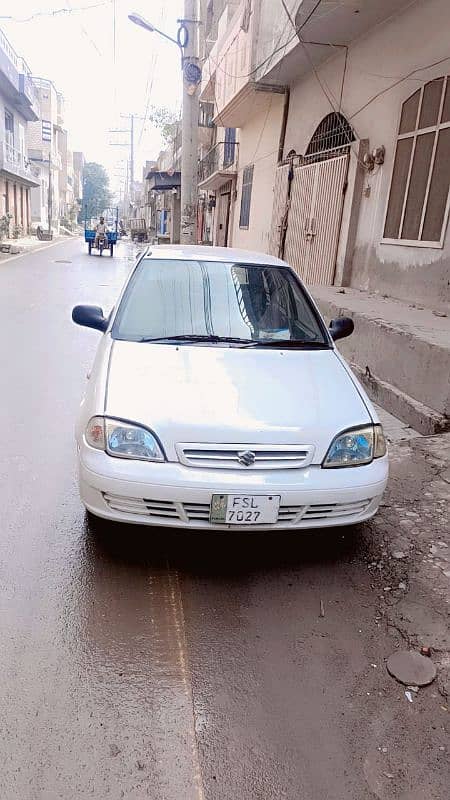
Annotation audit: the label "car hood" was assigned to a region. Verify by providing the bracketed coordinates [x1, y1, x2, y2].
[105, 341, 372, 463]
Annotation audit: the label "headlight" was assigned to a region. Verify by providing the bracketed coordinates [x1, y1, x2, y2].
[323, 424, 386, 468]
[85, 416, 164, 462]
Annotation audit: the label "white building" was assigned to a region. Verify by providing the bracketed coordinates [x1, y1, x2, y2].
[200, 0, 450, 313]
[27, 78, 65, 232]
[0, 27, 39, 235]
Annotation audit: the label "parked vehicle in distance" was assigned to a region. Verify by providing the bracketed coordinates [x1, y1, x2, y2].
[72, 245, 388, 531]
[129, 217, 147, 243]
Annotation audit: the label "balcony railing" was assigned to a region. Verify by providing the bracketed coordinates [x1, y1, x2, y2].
[0, 142, 39, 185]
[198, 140, 239, 184]
[0, 28, 19, 69]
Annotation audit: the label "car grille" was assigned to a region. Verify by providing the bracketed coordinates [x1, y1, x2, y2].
[103, 493, 373, 526]
[176, 443, 314, 470]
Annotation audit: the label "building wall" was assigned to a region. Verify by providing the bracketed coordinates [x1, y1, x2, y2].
[281, 0, 450, 309]
[230, 94, 284, 251]
[27, 79, 62, 231]
[0, 93, 29, 150]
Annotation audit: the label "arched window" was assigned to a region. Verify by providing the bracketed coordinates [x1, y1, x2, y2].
[384, 76, 450, 245]
[305, 112, 355, 160]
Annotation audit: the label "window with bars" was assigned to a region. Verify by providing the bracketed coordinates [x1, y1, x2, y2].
[239, 165, 254, 229]
[383, 76, 450, 246]
[305, 112, 355, 161]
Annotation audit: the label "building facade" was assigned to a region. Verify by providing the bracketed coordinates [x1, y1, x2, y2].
[199, 0, 450, 311]
[0, 27, 39, 236]
[27, 78, 66, 232]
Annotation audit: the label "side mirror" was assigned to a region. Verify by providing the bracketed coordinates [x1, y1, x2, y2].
[329, 316, 354, 341]
[72, 304, 108, 332]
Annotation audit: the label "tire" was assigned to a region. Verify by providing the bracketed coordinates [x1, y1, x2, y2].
[88, 242, 92, 255]
[110, 245, 114, 256]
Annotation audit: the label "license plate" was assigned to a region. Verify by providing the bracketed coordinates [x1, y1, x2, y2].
[210, 494, 280, 525]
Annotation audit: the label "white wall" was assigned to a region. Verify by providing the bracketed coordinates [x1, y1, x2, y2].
[281, 0, 450, 309]
[231, 93, 284, 251]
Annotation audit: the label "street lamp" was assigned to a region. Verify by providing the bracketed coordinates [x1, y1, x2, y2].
[128, 3, 201, 245]
[127, 13, 180, 48]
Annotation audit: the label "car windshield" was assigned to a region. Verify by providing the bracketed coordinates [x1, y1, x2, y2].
[112, 259, 329, 346]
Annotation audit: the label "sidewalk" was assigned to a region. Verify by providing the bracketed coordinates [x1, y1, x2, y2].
[0, 234, 71, 261]
[312, 286, 450, 435]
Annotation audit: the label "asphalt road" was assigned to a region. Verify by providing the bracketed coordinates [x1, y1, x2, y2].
[0, 238, 446, 800]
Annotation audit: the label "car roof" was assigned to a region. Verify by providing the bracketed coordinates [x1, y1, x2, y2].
[142, 244, 289, 268]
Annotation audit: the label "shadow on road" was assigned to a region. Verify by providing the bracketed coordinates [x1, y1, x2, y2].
[84, 513, 370, 579]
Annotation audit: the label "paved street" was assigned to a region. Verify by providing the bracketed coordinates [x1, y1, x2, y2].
[0, 239, 448, 800]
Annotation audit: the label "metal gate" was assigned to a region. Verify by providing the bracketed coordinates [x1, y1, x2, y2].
[216, 180, 232, 247]
[270, 152, 349, 285]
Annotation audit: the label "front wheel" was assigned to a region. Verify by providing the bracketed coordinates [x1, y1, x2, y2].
[110, 244, 114, 257]
[88, 242, 92, 254]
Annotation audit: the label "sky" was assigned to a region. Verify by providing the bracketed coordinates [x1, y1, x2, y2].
[1, 0, 183, 194]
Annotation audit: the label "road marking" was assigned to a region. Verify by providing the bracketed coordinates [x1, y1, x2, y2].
[167, 568, 205, 800]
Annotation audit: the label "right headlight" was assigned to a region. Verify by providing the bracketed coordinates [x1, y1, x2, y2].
[323, 424, 386, 468]
[85, 416, 165, 462]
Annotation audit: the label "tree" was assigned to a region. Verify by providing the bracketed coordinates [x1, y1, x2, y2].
[81, 162, 112, 222]
[147, 106, 180, 144]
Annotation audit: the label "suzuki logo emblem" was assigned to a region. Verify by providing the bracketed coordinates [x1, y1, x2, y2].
[237, 450, 256, 466]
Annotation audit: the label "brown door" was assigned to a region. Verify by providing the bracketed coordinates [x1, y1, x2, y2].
[216, 182, 232, 247]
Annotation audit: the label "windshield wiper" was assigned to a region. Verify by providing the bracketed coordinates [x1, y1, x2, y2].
[138, 334, 255, 344]
[238, 339, 329, 349]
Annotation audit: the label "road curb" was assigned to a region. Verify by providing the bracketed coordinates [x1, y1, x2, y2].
[0, 237, 76, 264]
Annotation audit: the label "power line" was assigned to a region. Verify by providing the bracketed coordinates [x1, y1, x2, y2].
[274, 2, 373, 177]
[0, 1, 111, 23]
[137, 5, 167, 147]
[207, 0, 323, 82]
[248, 13, 295, 166]
[349, 54, 450, 119]
[64, 0, 103, 56]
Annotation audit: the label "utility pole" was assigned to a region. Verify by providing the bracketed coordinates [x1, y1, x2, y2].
[130, 114, 134, 203]
[109, 114, 144, 205]
[127, 9, 202, 242]
[180, 0, 200, 244]
[47, 153, 52, 233]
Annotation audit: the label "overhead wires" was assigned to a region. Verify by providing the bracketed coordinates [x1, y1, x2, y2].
[137, 5, 167, 147]
[0, 1, 112, 23]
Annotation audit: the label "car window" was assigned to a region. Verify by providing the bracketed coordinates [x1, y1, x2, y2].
[112, 259, 328, 344]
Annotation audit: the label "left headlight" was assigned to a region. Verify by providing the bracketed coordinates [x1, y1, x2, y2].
[85, 416, 165, 462]
[323, 424, 386, 468]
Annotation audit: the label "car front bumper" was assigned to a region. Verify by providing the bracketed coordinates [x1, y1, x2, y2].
[79, 447, 389, 531]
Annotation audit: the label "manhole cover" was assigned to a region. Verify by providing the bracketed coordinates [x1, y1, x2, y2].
[387, 650, 437, 686]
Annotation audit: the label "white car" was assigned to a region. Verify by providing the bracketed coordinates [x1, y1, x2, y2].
[73, 245, 388, 531]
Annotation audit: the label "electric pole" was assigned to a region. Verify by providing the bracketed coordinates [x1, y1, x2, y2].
[180, 0, 200, 244]
[109, 114, 144, 205]
[47, 153, 52, 233]
[130, 114, 134, 202]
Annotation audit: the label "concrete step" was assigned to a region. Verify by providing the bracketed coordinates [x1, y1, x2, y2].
[312, 286, 450, 435]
